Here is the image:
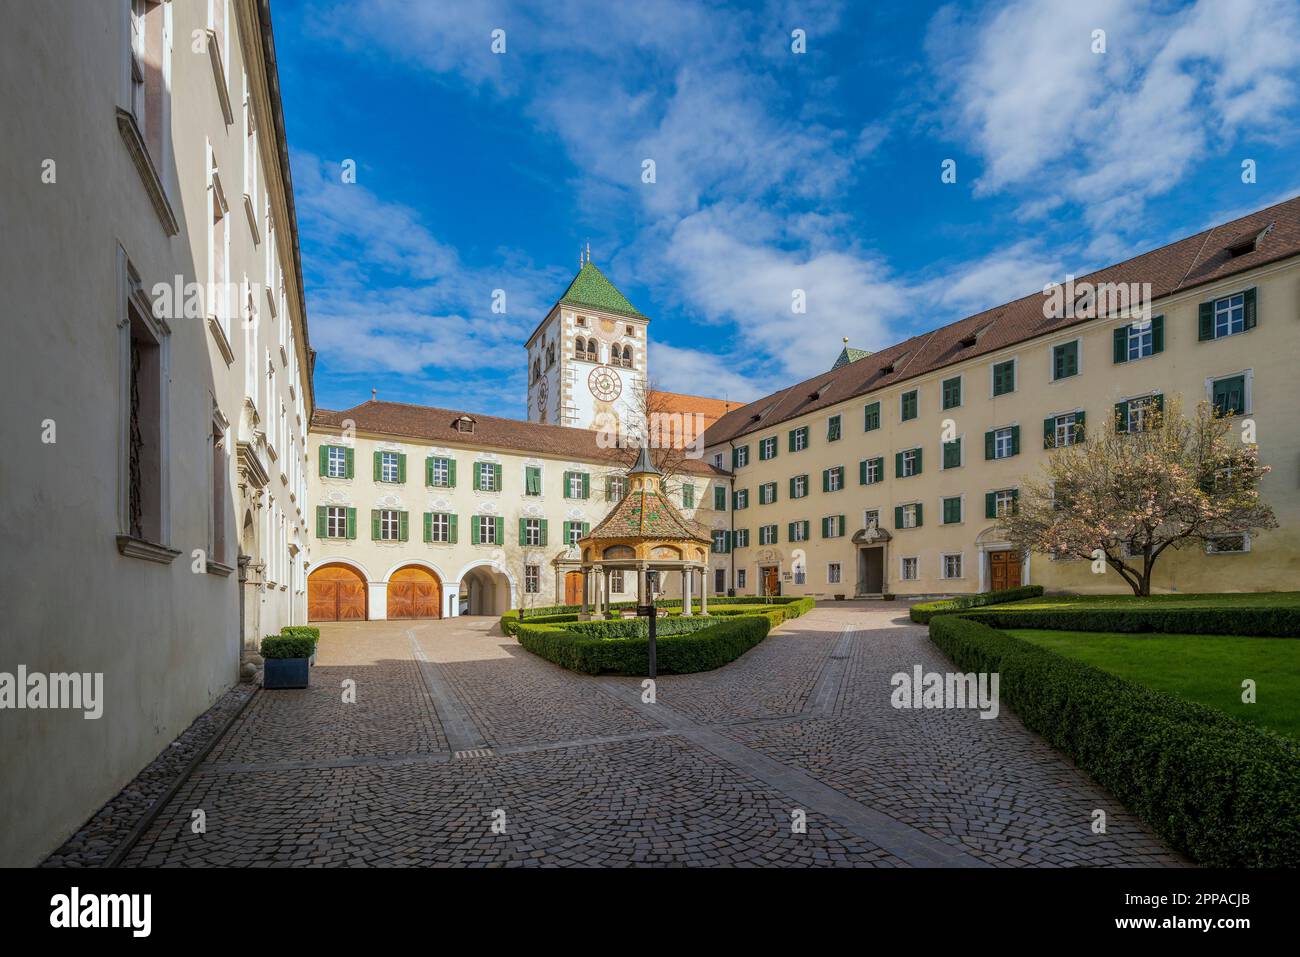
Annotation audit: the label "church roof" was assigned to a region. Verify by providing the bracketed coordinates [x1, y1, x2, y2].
[557, 261, 646, 319]
[312, 400, 724, 476]
[832, 345, 872, 370]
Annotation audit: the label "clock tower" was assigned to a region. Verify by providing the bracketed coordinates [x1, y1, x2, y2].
[525, 253, 649, 435]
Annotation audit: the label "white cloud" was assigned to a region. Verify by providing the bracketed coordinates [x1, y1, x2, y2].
[930, 0, 1300, 229]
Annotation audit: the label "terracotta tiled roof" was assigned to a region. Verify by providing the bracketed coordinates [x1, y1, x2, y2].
[312, 400, 723, 476]
[649, 389, 744, 430]
[582, 485, 710, 543]
[704, 195, 1300, 446]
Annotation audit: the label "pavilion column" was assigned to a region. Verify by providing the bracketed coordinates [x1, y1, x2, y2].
[701, 568, 709, 615]
[592, 564, 604, 617]
[637, 563, 648, 608]
[581, 568, 589, 615]
[681, 567, 693, 615]
[604, 567, 613, 614]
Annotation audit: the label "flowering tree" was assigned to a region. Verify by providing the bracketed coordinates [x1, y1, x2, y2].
[998, 398, 1276, 595]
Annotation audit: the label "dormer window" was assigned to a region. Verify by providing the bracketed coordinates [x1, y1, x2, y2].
[455, 415, 476, 434]
[1226, 224, 1271, 258]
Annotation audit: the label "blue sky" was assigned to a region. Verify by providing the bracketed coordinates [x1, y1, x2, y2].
[273, 0, 1300, 418]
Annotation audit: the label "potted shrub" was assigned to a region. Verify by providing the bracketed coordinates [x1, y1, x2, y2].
[281, 626, 321, 666]
[260, 634, 316, 689]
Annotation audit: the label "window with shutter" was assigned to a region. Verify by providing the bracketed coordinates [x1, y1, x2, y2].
[941, 377, 962, 409]
[992, 360, 1015, 395]
[863, 401, 880, 431]
[943, 438, 961, 469]
[900, 390, 918, 421]
[1211, 375, 1246, 417]
[942, 497, 962, 524]
[1052, 341, 1078, 380]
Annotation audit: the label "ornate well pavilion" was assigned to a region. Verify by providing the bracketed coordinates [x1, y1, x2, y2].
[574, 445, 712, 618]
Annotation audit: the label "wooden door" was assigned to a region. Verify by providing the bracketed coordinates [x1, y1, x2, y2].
[989, 550, 1020, 591]
[387, 566, 441, 619]
[862, 548, 884, 594]
[308, 564, 368, 621]
[565, 571, 583, 605]
[762, 566, 779, 596]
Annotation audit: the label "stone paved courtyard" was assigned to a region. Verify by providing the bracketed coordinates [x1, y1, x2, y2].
[122, 603, 1184, 867]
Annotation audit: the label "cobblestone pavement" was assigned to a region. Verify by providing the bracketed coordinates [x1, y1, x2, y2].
[120, 604, 1185, 867]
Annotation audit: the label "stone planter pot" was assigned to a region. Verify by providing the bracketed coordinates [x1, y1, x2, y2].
[263, 657, 310, 689]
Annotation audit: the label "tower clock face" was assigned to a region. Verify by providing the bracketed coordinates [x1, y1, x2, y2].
[537, 378, 548, 411]
[588, 366, 622, 402]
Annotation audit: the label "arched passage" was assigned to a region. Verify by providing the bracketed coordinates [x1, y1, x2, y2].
[387, 564, 442, 619]
[460, 565, 513, 616]
[308, 563, 368, 621]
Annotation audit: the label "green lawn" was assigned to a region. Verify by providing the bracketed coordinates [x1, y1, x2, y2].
[1008, 629, 1300, 740]
[991, 591, 1300, 611]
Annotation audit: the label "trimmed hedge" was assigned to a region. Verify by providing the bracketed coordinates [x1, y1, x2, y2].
[260, 635, 317, 659]
[909, 586, 1044, 624]
[501, 596, 809, 635]
[930, 615, 1300, 867]
[511, 598, 815, 675]
[963, 606, 1300, 638]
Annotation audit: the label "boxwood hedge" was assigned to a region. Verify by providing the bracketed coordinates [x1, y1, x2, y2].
[930, 615, 1300, 867]
[280, 625, 321, 641]
[909, 586, 1044, 624]
[502, 596, 809, 635]
[510, 598, 814, 675]
[962, 606, 1300, 637]
[260, 634, 317, 659]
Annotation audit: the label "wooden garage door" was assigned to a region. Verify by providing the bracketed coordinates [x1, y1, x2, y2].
[308, 564, 367, 621]
[387, 566, 441, 619]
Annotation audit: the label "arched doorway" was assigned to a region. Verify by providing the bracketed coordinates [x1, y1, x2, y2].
[308, 563, 368, 621]
[461, 565, 512, 616]
[387, 565, 442, 619]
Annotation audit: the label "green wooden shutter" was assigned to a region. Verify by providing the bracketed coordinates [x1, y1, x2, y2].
[473, 463, 482, 491]
[318, 445, 328, 476]
[788, 477, 796, 498]
[447, 459, 457, 488]
[423, 512, 432, 543]
[788, 430, 796, 452]
[346, 507, 357, 540]
[581, 473, 589, 499]
[822, 469, 829, 492]
[894, 506, 904, 529]
[1243, 288, 1257, 329]
[914, 448, 923, 474]
[425, 457, 434, 486]
[581, 521, 590, 536]
[1198, 301, 1214, 340]
[1151, 314, 1164, 353]
[1154, 393, 1164, 416]
[914, 503, 922, 527]
[894, 451, 904, 478]
[495, 517, 504, 544]
[1043, 416, 1055, 449]
[527, 466, 540, 495]
[859, 460, 867, 485]
[1009, 490, 1020, 515]
[344, 447, 354, 478]
[821, 517, 829, 538]
[494, 463, 503, 490]
[371, 509, 381, 540]
[519, 517, 527, 545]
[984, 430, 995, 459]
[1009, 426, 1020, 456]
[397, 454, 407, 483]
[562, 521, 570, 544]
[1075, 410, 1086, 443]
[985, 492, 996, 519]
[1113, 326, 1128, 363]
[315, 505, 327, 538]
[1114, 401, 1129, 433]
[471, 515, 480, 545]
[398, 511, 409, 542]
[448, 514, 458, 544]
[373, 451, 382, 481]
[787, 522, 796, 540]
[539, 519, 548, 546]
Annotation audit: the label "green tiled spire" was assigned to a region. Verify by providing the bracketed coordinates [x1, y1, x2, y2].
[832, 341, 872, 370]
[558, 261, 646, 319]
